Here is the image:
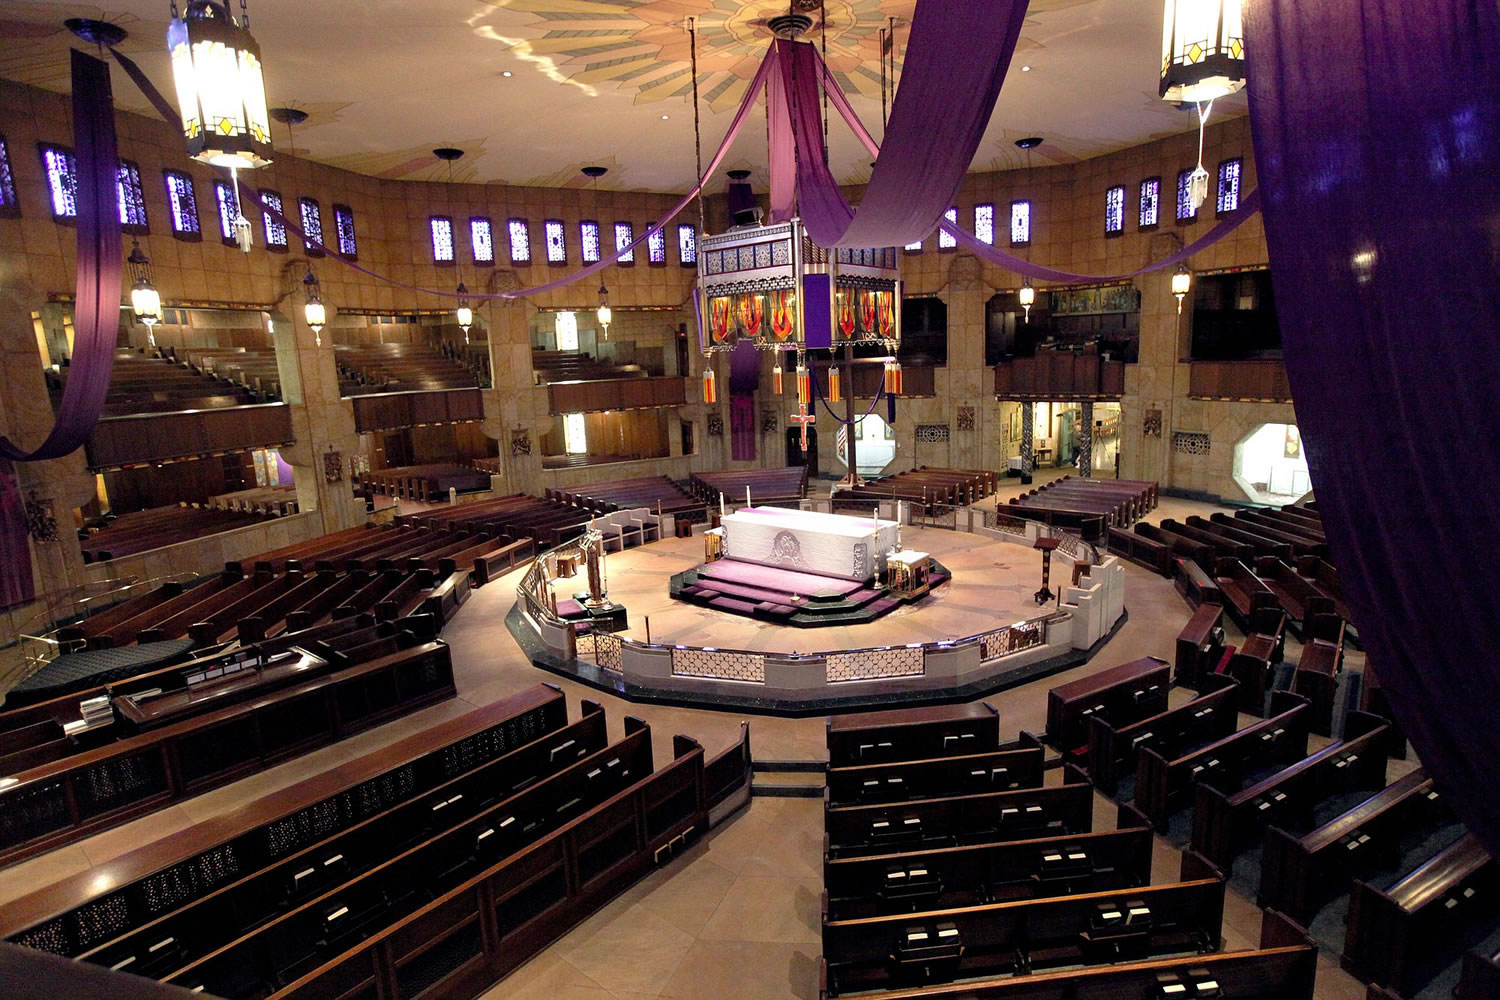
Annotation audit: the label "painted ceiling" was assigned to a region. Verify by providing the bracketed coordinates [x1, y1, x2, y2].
[0, 0, 1246, 192]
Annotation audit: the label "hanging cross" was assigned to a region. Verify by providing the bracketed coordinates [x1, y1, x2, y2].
[790, 404, 816, 450]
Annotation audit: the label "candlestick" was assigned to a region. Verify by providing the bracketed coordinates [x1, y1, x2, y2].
[719, 493, 725, 516]
[746, 485, 751, 509]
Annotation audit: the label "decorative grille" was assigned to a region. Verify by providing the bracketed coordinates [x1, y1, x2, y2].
[671, 648, 765, 683]
[827, 647, 924, 683]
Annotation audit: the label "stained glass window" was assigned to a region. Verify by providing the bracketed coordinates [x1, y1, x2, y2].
[1216, 158, 1242, 215]
[508, 218, 530, 264]
[430, 215, 454, 263]
[1176, 169, 1198, 221]
[260, 189, 287, 249]
[937, 207, 958, 250]
[1010, 201, 1031, 246]
[647, 226, 666, 265]
[614, 221, 635, 264]
[581, 220, 601, 263]
[214, 180, 238, 243]
[298, 197, 324, 255]
[1139, 177, 1161, 229]
[39, 144, 77, 220]
[163, 170, 200, 237]
[0, 135, 18, 217]
[973, 204, 994, 245]
[1104, 185, 1125, 235]
[544, 219, 566, 263]
[904, 237, 923, 253]
[116, 161, 149, 232]
[677, 223, 696, 265]
[471, 217, 494, 264]
[333, 204, 357, 258]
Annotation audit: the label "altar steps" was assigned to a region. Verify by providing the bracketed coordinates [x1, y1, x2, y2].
[669, 561, 949, 628]
[750, 759, 827, 798]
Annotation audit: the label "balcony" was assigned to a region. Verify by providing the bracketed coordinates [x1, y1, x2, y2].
[1188, 360, 1293, 402]
[546, 376, 687, 415]
[993, 351, 1125, 400]
[87, 403, 295, 470]
[351, 387, 486, 433]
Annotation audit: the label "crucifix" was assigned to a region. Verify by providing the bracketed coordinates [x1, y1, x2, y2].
[791, 404, 816, 451]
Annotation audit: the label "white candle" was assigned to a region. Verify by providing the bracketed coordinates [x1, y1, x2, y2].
[719, 493, 725, 516]
[746, 485, 752, 509]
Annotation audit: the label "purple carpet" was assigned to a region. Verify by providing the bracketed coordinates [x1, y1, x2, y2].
[696, 560, 862, 598]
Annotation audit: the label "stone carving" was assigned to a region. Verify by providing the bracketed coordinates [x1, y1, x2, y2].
[510, 429, 531, 456]
[956, 406, 975, 432]
[915, 424, 950, 443]
[1144, 408, 1163, 437]
[25, 490, 57, 543]
[323, 451, 344, 484]
[761, 409, 779, 434]
[706, 413, 724, 437]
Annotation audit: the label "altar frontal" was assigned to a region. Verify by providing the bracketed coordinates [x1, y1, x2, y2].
[721, 506, 898, 582]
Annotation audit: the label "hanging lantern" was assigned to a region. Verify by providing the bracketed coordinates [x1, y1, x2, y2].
[771, 360, 783, 395]
[1160, 0, 1245, 105]
[302, 267, 325, 346]
[455, 281, 473, 342]
[595, 280, 612, 339]
[1172, 264, 1192, 314]
[827, 366, 842, 403]
[127, 240, 163, 344]
[1018, 279, 1035, 321]
[884, 359, 903, 396]
[796, 362, 811, 406]
[702, 362, 718, 404]
[166, 1, 273, 169]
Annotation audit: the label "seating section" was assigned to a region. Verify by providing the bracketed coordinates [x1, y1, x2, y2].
[358, 463, 493, 501]
[334, 343, 480, 396]
[206, 484, 300, 516]
[840, 467, 997, 511]
[398, 493, 597, 550]
[691, 467, 808, 506]
[50, 350, 267, 415]
[545, 475, 705, 520]
[171, 346, 283, 401]
[1005, 476, 1155, 542]
[78, 504, 277, 562]
[531, 349, 648, 383]
[820, 701, 1319, 999]
[0, 687, 753, 1000]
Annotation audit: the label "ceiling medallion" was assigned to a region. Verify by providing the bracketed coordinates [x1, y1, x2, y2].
[766, 13, 814, 38]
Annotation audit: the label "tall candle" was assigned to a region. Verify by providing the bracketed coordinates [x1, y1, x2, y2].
[746, 485, 752, 509]
[719, 493, 725, 516]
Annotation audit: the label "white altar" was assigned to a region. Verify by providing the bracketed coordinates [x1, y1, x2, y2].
[719, 506, 899, 581]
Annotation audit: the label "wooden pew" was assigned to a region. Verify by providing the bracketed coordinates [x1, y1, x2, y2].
[1136, 522, 1215, 569]
[1190, 713, 1390, 871]
[1044, 656, 1170, 754]
[1258, 767, 1451, 924]
[1106, 525, 1170, 575]
[1344, 833, 1500, 996]
[1134, 692, 1311, 831]
[1291, 613, 1347, 735]
[827, 703, 1001, 767]
[826, 747, 1044, 807]
[1173, 556, 1222, 607]
[1087, 674, 1240, 795]
[1213, 557, 1281, 628]
[1255, 556, 1337, 627]
[1460, 947, 1500, 1000]
[1225, 608, 1290, 717]
[1162, 518, 1255, 563]
[822, 804, 1154, 920]
[1188, 514, 1295, 561]
[1175, 602, 1226, 689]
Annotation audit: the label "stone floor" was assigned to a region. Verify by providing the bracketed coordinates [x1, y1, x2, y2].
[0, 477, 1373, 999]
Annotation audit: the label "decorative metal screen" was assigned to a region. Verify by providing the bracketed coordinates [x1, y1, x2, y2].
[334, 204, 357, 256]
[298, 197, 323, 253]
[671, 648, 765, 683]
[915, 424, 950, 443]
[1217, 158, 1243, 214]
[827, 647, 924, 683]
[581, 220, 601, 262]
[979, 621, 1044, 660]
[115, 161, 148, 231]
[471, 217, 494, 263]
[430, 216, 454, 262]
[260, 189, 286, 247]
[1139, 177, 1160, 228]
[1173, 430, 1211, 455]
[578, 630, 622, 672]
[677, 223, 697, 264]
[984, 509, 1030, 536]
[974, 203, 994, 244]
[938, 207, 957, 249]
[544, 219, 566, 262]
[1010, 200, 1031, 245]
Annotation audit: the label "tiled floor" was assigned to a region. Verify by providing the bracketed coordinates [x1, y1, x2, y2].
[0, 480, 1374, 999]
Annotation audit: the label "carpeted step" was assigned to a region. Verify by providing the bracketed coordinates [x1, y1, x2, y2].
[708, 596, 760, 615]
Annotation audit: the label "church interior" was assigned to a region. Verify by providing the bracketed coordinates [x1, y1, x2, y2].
[0, 2, 1496, 999]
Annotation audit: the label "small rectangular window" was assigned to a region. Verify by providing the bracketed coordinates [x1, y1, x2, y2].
[1139, 177, 1161, 230]
[973, 204, 994, 245]
[937, 207, 957, 250]
[163, 169, 201, 239]
[507, 218, 530, 264]
[260, 189, 287, 250]
[471, 217, 494, 264]
[1216, 158, 1242, 215]
[1009, 201, 1031, 246]
[563, 412, 587, 455]
[1176, 169, 1198, 222]
[903, 237, 923, 253]
[431, 215, 454, 263]
[39, 144, 77, 221]
[555, 311, 579, 351]
[1104, 185, 1125, 236]
[333, 203, 357, 258]
[544, 219, 566, 264]
[647, 226, 666, 265]
[614, 221, 635, 264]
[0, 135, 19, 218]
[677, 223, 696, 265]
[581, 220, 601, 263]
[213, 180, 238, 244]
[298, 197, 323, 255]
[116, 160, 149, 233]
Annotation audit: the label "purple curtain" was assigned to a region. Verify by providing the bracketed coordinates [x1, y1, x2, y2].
[0, 51, 123, 609]
[728, 341, 760, 462]
[766, 54, 797, 223]
[781, 0, 1029, 249]
[1245, 1, 1500, 849]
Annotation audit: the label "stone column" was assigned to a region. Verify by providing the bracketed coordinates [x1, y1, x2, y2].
[481, 276, 543, 497]
[1019, 401, 1034, 483]
[270, 269, 363, 535]
[1078, 400, 1095, 477]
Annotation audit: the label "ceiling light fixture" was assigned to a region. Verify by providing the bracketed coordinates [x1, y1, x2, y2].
[166, 1, 272, 170]
[1161, 1, 1245, 212]
[1172, 264, 1192, 313]
[127, 239, 163, 344]
[1020, 65, 1031, 72]
[582, 166, 612, 338]
[1014, 137, 1042, 322]
[434, 147, 472, 342]
[302, 266, 325, 345]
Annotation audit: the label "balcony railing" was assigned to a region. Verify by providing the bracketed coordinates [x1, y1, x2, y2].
[1188, 360, 1292, 401]
[351, 387, 485, 432]
[87, 402, 294, 469]
[547, 376, 687, 414]
[993, 352, 1125, 399]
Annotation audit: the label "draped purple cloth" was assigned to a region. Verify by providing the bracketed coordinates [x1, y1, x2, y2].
[0, 51, 122, 609]
[779, 0, 1029, 248]
[728, 341, 760, 462]
[765, 54, 797, 223]
[1245, 0, 1500, 849]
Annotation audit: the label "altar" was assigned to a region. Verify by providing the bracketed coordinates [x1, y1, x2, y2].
[719, 506, 899, 582]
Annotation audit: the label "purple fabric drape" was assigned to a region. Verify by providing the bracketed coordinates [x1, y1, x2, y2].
[782, 0, 1029, 249]
[0, 51, 123, 609]
[728, 341, 760, 462]
[766, 55, 797, 223]
[1245, 0, 1500, 850]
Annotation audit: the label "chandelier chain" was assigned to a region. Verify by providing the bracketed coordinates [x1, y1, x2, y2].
[689, 17, 705, 234]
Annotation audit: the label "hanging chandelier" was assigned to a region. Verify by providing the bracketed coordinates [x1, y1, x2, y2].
[455, 282, 473, 340]
[1160, 0, 1245, 105]
[166, 0, 272, 169]
[1018, 278, 1035, 321]
[302, 266, 325, 345]
[127, 240, 164, 343]
[1172, 264, 1192, 314]
[596, 281, 612, 338]
[433, 147, 473, 340]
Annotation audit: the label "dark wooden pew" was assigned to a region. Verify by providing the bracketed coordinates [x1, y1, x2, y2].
[1162, 518, 1255, 563]
[1106, 525, 1170, 575]
[1044, 656, 1170, 754]
[1213, 557, 1281, 627]
[826, 747, 1044, 807]
[1175, 602, 1226, 689]
[1256, 556, 1337, 627]
[1292, 613, 1347, 735]
[1087, 674, 1240, 795]
[1190, 713, 1390, 870]
[827, 702, 1000, 767]
[1187, 514, 1295, 561]
[1173, 556, 1222, 607]
[1135, 692, 1312, 831]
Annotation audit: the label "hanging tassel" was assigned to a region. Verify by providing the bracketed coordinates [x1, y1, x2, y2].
[797, 364, 810, 406]
[702, 365, 717, 404]
[771, 361, 783, 395]
[828, 366, 842, 403]
[884, 360, 902, 396]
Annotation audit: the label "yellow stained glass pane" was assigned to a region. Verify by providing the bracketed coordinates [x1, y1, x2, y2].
[1230, 38, 1244, 58]
[1187, 42, 1204, 63]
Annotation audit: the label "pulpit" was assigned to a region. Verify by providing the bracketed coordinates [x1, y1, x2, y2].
[887, 550, 934, 598]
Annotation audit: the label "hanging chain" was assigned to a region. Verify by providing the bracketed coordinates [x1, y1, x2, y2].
[879, 28, 887, 133]
[886, 16, 896, 129]
[820, 0, 828, 163]
[239, 0, 249, 30]
[689, 17, 705, 233]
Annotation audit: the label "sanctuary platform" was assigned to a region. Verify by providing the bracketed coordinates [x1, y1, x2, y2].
[718, 505, 899, 580]
[668, 556, 951, 627]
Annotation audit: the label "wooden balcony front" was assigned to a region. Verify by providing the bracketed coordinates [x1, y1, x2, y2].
[993, 351, 1126, 400]
[87, 403, 295, 470]
[1188, 360, 1293, 402]
[352, 387, 486, 433]
[546, 376, 687, 415]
